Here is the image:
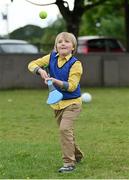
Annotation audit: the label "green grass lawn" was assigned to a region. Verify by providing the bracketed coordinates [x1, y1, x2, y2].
[0, 88, 129, 179]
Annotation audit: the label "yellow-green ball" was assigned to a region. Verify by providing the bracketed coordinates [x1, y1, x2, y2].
[39, 11, 47, 19]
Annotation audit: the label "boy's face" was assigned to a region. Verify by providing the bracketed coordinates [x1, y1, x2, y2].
[56, 36, 74, 57]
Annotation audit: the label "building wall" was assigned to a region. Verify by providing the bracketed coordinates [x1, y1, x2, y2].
[0, 53, 129, 89]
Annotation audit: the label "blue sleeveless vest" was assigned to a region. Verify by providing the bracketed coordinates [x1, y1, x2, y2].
[49, 51, 81, 100]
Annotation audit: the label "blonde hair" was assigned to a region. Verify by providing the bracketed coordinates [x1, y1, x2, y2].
[54, 32, 77, 54]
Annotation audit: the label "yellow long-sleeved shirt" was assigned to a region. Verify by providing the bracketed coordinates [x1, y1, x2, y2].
[28, 53, 83, 110]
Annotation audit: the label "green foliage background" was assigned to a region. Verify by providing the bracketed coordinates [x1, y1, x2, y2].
[9, 2, 125, 49]
[80, 4, 125, 45]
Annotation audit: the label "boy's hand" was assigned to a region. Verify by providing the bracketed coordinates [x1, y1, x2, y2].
[45, 77, 63, 88]
[45, 77, 54, 85]
[38, 69, 49, 80]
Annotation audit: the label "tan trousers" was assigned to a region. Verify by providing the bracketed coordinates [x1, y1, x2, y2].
[54, 103, 84, 166]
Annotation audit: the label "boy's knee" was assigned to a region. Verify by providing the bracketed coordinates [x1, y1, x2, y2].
[59, 126, 72, 136]
[60, 125, 69, 132]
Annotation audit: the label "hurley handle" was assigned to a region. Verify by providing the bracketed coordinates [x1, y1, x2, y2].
[44, 65, 50, 77]
[44, 65, 56, 92]
[47, 80, 56, 92]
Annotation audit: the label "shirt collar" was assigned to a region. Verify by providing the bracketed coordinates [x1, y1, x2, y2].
[56, 53, 72, 61]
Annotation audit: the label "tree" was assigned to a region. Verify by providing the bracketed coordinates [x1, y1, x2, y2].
[124, 0, 129, 51]
[80, 2, 125, 45]
[11, 0, 129, 51]
[10, 18, 66, 53]
[10, 25, 44, 43]
[25, 0, 109, 38]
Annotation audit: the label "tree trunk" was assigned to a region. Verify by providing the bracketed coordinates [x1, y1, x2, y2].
[124, 0, 129, 52]
[65, 16, 81, 38]
[55, 0, 84, 38]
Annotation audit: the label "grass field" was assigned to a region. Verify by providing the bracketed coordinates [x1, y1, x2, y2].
[0, 87, 129, 179]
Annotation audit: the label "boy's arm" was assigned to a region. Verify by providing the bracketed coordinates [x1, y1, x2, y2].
[28, 54, 50, 74]
[68, 61, 83, 92]
[28, 54, 50, 80]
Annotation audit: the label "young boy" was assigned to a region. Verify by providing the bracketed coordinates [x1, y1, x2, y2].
[28, 32, 84, 173]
